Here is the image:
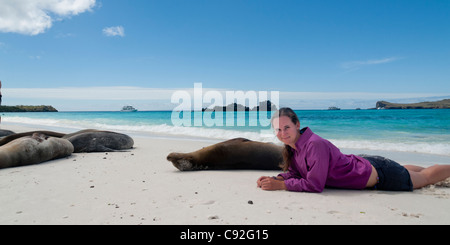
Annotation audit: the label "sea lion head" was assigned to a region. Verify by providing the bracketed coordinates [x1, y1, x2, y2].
[167, 152, 208, 171]
[31, 133, 48, 142]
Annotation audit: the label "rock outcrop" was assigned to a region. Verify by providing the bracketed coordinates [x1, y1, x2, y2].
[0, 105, 58, 112]
[376, 99, 450, 109]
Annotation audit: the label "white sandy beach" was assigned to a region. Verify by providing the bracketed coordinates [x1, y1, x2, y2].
[1, 123, 449, 225]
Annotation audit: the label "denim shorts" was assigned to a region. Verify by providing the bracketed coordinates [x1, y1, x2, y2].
[359, 155, 413, 191]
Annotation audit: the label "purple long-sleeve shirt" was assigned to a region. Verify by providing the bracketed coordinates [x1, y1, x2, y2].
[278, 127, 373, 193]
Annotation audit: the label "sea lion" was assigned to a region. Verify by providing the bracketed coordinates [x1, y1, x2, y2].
[0, 133, 74, 169]
[62, 129, 134, 153]
[167, 138, 284, 171]
[0, 129, 134, 153]
[0, 129, 15, 137]
[0, 131, 65, 146]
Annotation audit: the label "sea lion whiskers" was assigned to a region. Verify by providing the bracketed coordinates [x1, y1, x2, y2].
[167, 153, 194, 171]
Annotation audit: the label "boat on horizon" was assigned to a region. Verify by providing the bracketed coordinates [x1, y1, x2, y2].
[328, 106, 341, 110]
[120, 105, 138, 112]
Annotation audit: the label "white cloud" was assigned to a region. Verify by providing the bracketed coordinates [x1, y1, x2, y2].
[341, 57, 401, 70]
[0, 0, 96, 35]
[102, 26, 125, 37]
[3, 87, 174, 101]
[29, 55, 42, 60]
[279, 91, 441, 101]
[55, 32, 75, 38]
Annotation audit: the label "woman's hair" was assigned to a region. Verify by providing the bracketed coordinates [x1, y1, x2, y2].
[271, 107, 300, 172]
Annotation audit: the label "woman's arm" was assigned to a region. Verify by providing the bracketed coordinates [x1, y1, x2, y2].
[283, 141, 330, 192]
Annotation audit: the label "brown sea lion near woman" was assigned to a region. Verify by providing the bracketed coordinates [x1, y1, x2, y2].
[167, 138, 284, 171]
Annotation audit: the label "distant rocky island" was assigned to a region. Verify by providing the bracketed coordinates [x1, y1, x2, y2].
[0, 105, 58, 112]
[376, 99, 450, 109]
[202, 100, 278, 112]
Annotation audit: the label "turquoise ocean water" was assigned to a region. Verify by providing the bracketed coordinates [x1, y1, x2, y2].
[2, 109, 450, 156]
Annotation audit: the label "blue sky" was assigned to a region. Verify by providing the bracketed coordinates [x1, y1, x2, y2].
[0, 0, 449, 110]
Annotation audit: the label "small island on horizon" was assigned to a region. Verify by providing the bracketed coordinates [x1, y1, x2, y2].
[202, 100, 278, 112]
[0, 105, 58, 112]
[375, 99, 450, 109]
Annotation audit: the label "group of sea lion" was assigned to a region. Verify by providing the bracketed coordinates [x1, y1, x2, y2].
[1, 128, 282, 171]
[0, 129, 134, 169]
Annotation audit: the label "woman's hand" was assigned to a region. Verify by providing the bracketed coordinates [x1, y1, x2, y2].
[257, 176, 287, 191]
[257, 176, 271, 187]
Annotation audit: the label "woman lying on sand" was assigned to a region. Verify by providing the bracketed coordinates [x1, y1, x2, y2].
[257, 107, 450, 193]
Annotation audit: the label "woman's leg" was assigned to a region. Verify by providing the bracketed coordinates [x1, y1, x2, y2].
[407, 164, 450, 189]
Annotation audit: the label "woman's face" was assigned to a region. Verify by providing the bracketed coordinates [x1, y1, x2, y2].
[272, 116, 300, 146]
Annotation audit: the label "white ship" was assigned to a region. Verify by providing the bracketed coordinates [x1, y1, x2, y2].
[120, 105, 138, 112]
[328, 106, 341, 110]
